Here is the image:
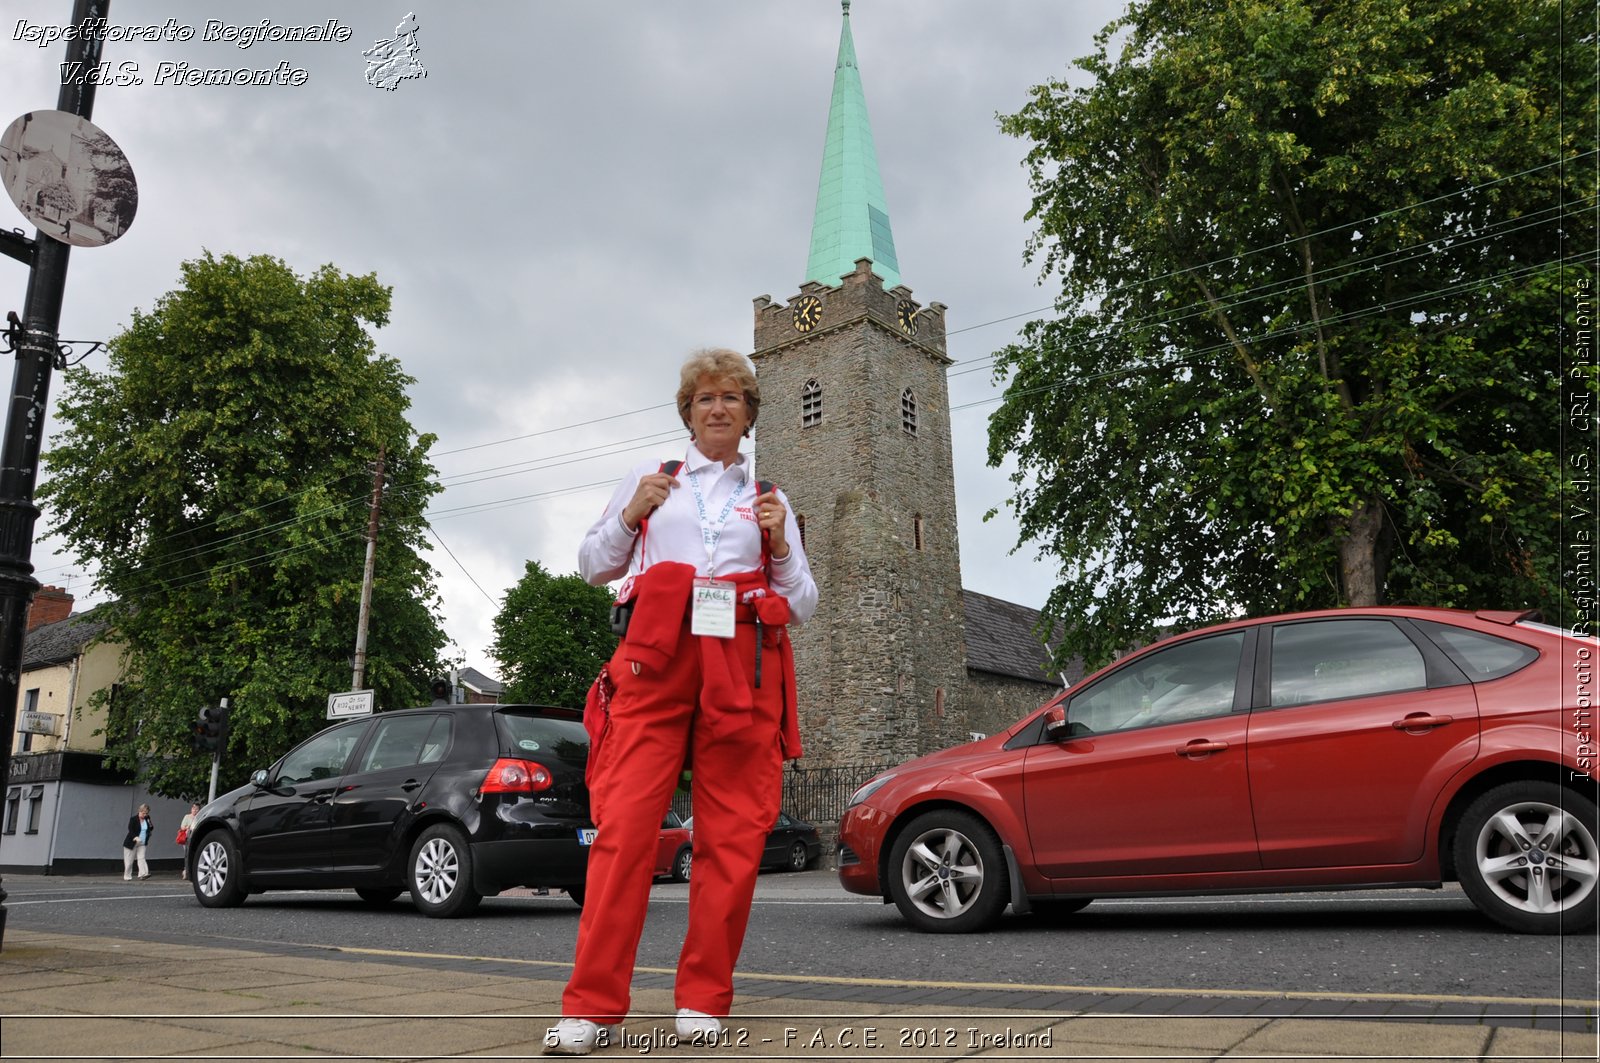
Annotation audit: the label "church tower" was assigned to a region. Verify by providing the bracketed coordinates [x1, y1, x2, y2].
[752, 0, 969, 766]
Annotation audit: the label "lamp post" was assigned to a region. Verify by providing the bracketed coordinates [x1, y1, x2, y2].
[0, 0, 114, 951]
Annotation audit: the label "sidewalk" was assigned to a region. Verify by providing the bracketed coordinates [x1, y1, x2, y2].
[1, 926, 1593, 1061]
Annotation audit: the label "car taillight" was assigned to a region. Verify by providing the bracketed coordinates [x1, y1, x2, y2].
[481, 758, 554, 794]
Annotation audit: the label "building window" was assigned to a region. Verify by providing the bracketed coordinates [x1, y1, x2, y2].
[802, 379, 822, 427]
[3, 789, 18, 834]
[25, 785, 43, 834]
[901, 387, 917, 436]
[18, 688, 37, 753]
[913, 513, 924, 551]
[796, 514, 806, 549]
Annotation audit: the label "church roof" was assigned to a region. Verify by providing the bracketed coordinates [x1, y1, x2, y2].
[963, 589, 1083, 688]
[805, 0, 901, 290]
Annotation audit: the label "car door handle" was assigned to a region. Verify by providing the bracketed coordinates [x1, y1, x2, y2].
[401, 780, 421, 792]
[1393, 713, 1453, 731]
[312, 791, 335, 804]
[1176, 739, 1229, 757]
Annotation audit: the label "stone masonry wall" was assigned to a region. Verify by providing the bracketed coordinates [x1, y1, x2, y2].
[752, 260, 968, 767]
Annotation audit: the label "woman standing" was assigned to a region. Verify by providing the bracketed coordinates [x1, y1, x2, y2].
[545, 348, 817, 1055]
[178, 802, 200, 880]
[122, 803, 152, 881]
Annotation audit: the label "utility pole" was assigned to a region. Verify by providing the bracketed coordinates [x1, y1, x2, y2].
[350, 444, 386, 691]
[0, 0, 113, 953]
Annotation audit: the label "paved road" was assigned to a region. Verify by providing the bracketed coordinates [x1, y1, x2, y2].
[5, 870, 1594, 1029]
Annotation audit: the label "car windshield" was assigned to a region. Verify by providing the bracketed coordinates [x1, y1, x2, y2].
[498, 711, 589, 767]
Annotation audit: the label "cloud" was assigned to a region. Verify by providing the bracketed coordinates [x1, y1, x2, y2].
[1, 0, 1128, 672]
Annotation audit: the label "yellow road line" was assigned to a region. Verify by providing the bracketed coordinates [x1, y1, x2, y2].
[330, 944, 1585, 1009]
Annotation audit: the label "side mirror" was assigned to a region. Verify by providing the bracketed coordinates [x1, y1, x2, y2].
[1042, 705, 1069, 741]
[250, 769, 269, 788]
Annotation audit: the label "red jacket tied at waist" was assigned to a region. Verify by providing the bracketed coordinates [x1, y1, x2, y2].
[599, 560, 802, 759]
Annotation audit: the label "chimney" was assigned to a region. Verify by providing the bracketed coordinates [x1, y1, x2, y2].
[27, 585, 74, 631]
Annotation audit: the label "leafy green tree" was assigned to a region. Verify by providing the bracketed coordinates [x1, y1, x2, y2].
[990, 0, 1593, 668]
[491, 561, 617, 707]
[41, 251, 448, 796]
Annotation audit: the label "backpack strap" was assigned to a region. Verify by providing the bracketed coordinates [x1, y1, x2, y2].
[755, 478, 776, 569]
[634, 460, 682, 561]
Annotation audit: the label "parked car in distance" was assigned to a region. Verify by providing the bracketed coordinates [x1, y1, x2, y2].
[838, 608, 1599, 935]
[680, 811, 822, 875]
[656, 810, 692, 882]
[187, 704, 594, 918]
[766, 811, 824, 872]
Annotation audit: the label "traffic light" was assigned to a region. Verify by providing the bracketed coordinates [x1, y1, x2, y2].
[429, 677, 452, 704]
[192, 704, 228, 755]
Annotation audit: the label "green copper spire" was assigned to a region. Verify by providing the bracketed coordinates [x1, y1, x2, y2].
[805, 0, 901, 289]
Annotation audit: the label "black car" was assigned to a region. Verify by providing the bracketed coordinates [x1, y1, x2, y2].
[187, 704, 593, 918]
[682, 810, 823, 873]
[764, 811, 823, 872]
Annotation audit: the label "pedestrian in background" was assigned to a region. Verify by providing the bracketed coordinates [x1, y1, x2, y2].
[122, 803, 153, 881]
[177, 802, 200, 880]
[544, 348, 817, 1055]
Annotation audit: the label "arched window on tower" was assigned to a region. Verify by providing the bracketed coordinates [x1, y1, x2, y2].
[796, 514, 807, 549]
[901, 387, 917, 436]
[802, 379, 822, 428]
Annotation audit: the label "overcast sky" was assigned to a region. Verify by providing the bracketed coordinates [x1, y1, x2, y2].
[0, 0, 1130, 676]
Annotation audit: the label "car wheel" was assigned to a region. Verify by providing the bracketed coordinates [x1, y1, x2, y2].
[355, 887, 402, 906]
[567, 884, 585, 907]
[672, 846, 692, 883]
[886, 810, 1009, 933]
[193, 832, 247, 908]
[407, 823, 481, 918]
[786, 841, 809, 872]
[1454, 781, 1599, 934]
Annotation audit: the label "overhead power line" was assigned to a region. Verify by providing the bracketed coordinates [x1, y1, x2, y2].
[35, 155, 1582, 597]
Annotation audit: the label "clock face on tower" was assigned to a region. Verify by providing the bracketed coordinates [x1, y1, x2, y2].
[896, 300, 918, 336]
[792, 295, 823, 333]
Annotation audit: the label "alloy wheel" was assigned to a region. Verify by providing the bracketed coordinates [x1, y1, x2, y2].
[196, 840, 229, 898]
[899, 825, 986, 920]
[413, 835, 460, 904]
[1473, 800, 1599, 917]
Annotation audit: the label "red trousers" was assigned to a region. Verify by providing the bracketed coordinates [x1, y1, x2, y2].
[562, 620, 784, 1024]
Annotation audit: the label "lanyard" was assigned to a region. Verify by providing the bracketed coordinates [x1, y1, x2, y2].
[686, 460, 746, 575]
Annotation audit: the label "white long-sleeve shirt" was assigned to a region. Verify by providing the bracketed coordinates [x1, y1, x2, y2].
[578, 444, 818, 624]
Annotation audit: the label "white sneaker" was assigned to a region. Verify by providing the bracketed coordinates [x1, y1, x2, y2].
[543, 1018, 614, 1056]
[675, 1009, 722, 1041]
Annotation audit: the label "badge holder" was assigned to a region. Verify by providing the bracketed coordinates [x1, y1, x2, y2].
[691, 577, 736, 638]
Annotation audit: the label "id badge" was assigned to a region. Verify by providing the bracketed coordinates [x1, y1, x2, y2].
[690, 578, 737, 638]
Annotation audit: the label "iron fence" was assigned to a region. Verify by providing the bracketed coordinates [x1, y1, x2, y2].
[669, 762, 891, 831]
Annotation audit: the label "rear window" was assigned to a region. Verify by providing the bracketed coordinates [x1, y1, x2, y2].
[497, 711, 590, 768]
[1416, 620, 1539, 681]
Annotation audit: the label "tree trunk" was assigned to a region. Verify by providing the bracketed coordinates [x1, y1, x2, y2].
[1337, 495, 1385, 606]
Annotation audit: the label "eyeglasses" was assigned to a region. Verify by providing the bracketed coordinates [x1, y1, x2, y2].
[692, 393, 745, 410]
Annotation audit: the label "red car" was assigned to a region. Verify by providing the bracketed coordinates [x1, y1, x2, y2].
[654, 810, 692, 882]
[838, 608, 1598, 935]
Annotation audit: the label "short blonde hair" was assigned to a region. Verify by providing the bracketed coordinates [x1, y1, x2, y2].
[676, 348, 760, 430]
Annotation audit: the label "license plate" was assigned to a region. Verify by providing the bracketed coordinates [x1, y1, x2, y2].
[577, 828, 598, 846]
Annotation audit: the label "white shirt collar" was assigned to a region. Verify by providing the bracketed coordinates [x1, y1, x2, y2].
[685, 442, 749, 478]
